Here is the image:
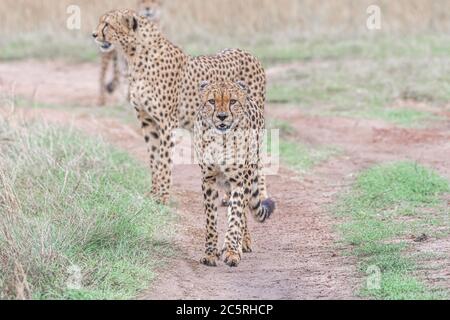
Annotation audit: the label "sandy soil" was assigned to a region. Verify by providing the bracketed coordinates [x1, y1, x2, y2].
[1, 60, 449, 299]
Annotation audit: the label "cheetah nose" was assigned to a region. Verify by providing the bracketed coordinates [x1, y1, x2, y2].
[217, 113, 228, 121]
[92, 32, 98, 38]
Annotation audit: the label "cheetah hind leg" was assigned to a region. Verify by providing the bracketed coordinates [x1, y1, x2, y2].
[106, 50, 120, 94]
[200, 250, 220, 267]
[223, 250, 241, 267]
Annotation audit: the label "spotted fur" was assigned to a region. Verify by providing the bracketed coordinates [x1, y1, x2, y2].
[194, 81, 275, 267]
[93, 9, 267, 205]
[97, 0, 162, 106]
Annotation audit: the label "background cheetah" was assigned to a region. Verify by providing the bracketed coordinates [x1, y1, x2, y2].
[93, 9, 267, 204]
[194, 80, 275, 267]
[98, 0, 162, 106]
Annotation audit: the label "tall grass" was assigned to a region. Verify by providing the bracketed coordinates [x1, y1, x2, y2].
[2, 0, 450, 62]
[0, 114, 172, 299]
[1, 0, 450, 44]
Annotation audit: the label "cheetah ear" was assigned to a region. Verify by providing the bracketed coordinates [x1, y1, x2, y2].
[122, 12, 139, 32]
[199, 81, 209, 94]
[132, 17, 138, 31]
[236, 81, 249, 94]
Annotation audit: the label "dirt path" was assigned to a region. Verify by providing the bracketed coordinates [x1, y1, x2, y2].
[1, 60, 449, 299]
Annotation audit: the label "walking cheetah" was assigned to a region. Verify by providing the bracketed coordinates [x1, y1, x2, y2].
[194, 80, 275, 267]
[98, 0, 162, 106]
[93, 9, 267, 204]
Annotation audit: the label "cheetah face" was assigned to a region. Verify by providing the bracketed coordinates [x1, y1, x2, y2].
[138, 0, 162, 21]
[199, 81, 247, 135]
[92, 10, 139, 53]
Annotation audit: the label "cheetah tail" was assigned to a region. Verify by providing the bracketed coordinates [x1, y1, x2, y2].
[251, 197, 275, 223]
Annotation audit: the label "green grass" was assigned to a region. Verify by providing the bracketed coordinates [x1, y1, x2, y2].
[277, 140, 337, 173]
[14, 96, 137, 125]
[264, 34, 450, 64]
[267, 56, 446, 126]
[336, 162, 450, 300]
[266, 118, 296, 137]
[185, 34, 450, 66]
[0, 119, 172, 300]
[351, 109, 436, 127]
[267, 118, 338, 173]
[2, 32, 448, 128]
[266, 34, 450, 126]
[0, 32, 98, 63]
[4, 32, 450, 66]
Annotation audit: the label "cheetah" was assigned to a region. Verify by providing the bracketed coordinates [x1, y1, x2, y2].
[93, 9, 267, 205]
[194, 80, 275, 267]
[98, 0, 162, 106]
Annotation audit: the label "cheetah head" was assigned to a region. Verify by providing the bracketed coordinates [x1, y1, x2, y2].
[199, 81, 248, 135]
[138, 0, 162, 22]
[92, 9, 140, 53]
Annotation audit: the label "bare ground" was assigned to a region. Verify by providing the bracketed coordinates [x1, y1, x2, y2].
[1, 60, 449, 299]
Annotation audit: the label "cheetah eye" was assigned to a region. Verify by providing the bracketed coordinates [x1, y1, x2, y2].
[230, 99, 237, 106]
[208, 99, 215, 105]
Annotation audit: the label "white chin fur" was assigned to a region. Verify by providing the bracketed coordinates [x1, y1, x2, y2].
[139, 10, 160, 21]
[100, 46, 114, 53]
[214, 128, 230, 135]
[96, 41, 115, 53]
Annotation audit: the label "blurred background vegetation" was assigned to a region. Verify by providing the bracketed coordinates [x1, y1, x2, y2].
[2, 0, 450, 124]
[1, 0, 450, 63]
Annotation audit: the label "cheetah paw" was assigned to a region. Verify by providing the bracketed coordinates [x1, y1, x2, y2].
[223, 250, 241, 267]
[200, 255, 218, 267]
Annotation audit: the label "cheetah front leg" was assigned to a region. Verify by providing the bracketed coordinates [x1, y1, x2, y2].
[257, 160, 268, 200]
[241, 210, 252, 253]
[139, 114, 161, 197]
[241, 177, 253, 253]
[153, 126, 175, 205]
[222, 184, 245, 267]
[200, 173, 219, 267]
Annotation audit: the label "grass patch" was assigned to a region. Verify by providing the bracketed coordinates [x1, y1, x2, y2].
[277, 140, 336, 173]
[3, 32, 450, 67]
[336, 162, 449, 300]
[186, 34, 450, 66]
[13, 96, 137, 125]
[267, 118, 338, 173]
[267, 57, 445, 126]
[255, 34, 450, 65]
[267, 35, 450, 126]
[266, 118, 296, 137]
[0, 117, 172, 299]
[0, 32, 98, 63]
[349, 108, 435, 127]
